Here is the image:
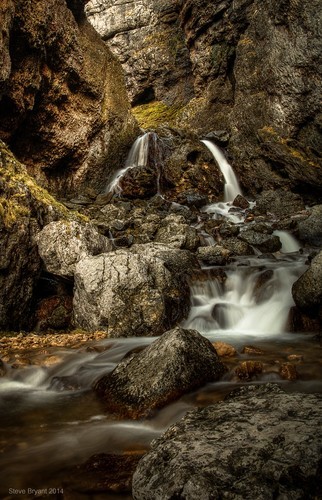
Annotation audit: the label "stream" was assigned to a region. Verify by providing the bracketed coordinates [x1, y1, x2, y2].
[1, 139, 321, 498]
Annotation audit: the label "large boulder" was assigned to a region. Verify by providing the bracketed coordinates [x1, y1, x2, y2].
[132, 384, 322, 499]
[254, 189, 305, 218]
[0, 0, 138, 196]
[93, 327, 226, 418]
[73, 249, 190, 335]
[298, 205, 322, 247]
[36, 220, 112, 277]
[292, 250, 322, 319]
[0, 140, 79, 330]
[238, 229, 282, 253]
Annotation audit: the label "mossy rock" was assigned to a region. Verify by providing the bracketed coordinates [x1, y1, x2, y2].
[132, 101, 184, 130]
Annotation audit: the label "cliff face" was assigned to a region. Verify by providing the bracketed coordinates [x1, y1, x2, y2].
[87, 0, 322, 199]
[0, 0, 138, 196]
[86, 0, 194, 106]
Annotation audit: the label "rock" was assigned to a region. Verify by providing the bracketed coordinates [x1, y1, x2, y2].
[0, 359, 6, 377]
[288, 306, 321, 333]
[34, 295, 73, 331]
[132, 384, 322, 500]
[196, 245, 231, 266]
[0, 0, 138, 196]
[93, 327, 226, 418]
[154, 214, 200, 252]
[279, 363, 298, 381]
[36, 221, 112, 277]
[130, 243, 199, 276]
[241, 345, 265, 356]
[86, 0, 194, 105]
[234, 360, 263, 381]
[222, 237, 255, 256]
[212, 341, 237, 358]
[298, 205, 322, 247]
[233, 194, 250, 209]
[73, 249, 190, 336]
[238, 230, 282, 253]
[255, 190, 305, 218]
[0, 141, 79, 330]
[292, 250, 322, 317]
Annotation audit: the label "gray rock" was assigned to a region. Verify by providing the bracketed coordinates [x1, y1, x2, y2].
[132, 384, 322, 499]
[155, 214, 200, 251]
[36, 221, 112, 277]
[196, 245, 231, 266]
[255, 190, 305, 218]
[238, 230, 282, 253]
[73, 249, 190, 335]
[298, 205, 322, 247]
[292, 250, 322, 316]
[222, 237, 255, 256]
[130, 243, 199, 276]
[93, 327, 226, 418]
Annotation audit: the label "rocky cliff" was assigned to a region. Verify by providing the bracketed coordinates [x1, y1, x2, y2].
[87, 0, 322, 200]
[0, 0, 138, 196]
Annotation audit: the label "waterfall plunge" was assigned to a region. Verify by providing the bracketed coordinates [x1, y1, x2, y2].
[201, 140, 242, 202]
[106, 132, 152, 194]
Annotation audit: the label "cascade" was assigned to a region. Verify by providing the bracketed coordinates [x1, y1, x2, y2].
[106, 132, 154, 194]
[201, 140, 242, 202]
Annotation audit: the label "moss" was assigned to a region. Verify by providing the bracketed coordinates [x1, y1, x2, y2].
[132, 101, 184, 129]
[0, 140, 88, 224]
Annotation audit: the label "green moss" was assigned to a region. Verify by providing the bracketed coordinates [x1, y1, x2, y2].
[0, 140, 88, 224]
[132, 101, 184, 129]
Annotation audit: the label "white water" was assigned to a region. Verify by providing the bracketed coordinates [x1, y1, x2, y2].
[105, 132, 152, 193]
[183, 256, 307, 341]
[201, 140, 242, 202]
[273, 230, 301, 253]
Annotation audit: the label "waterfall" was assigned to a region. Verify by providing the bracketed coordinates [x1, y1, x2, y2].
[201, 140, 242, 202]
[273, 230, 301, 253]
[183, 256, 307, 340]
[106, 132, 152, 194]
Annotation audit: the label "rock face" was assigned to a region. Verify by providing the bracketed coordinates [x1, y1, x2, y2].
[93, 327, 226, 418]
[292, 250, 322, 319]
[73, 248, 190, 335]
[86, 0, 322, 199]
[36, 220, 112, 277]
[0, 140, 79, 330]
[298, 205, 322, 247]
[132, 384, 322, 499]
[0, 0, 138, 196]
[86, 0, 194, 106]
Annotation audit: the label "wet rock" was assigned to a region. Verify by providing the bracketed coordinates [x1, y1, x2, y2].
[288, 306, 322, 333]
[234, 360, 263, 381]
[196, 245, 231, 266]
[73, 249, 190, 336]
[212, 341, 237, 358]
[132, 384, 322, 500]
[279, 363, 298, 381]
[255, 190, 305, 218]
[36, 220, 112, 277]
[218, 222, 240, 238]
[233, 194, 250, 209]
[93, 327, 226, 418]
[241, 345, 265, 356]
[238, 230, 282, 253]
[253, 269, 274, 303]
[292, 250, 322, 318]
[298, 205, 322, 247]
[212, 303, 243, 329]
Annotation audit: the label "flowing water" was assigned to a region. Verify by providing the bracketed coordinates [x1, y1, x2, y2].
[1, 140, 321, 497]
[105, 132, 153, 194]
